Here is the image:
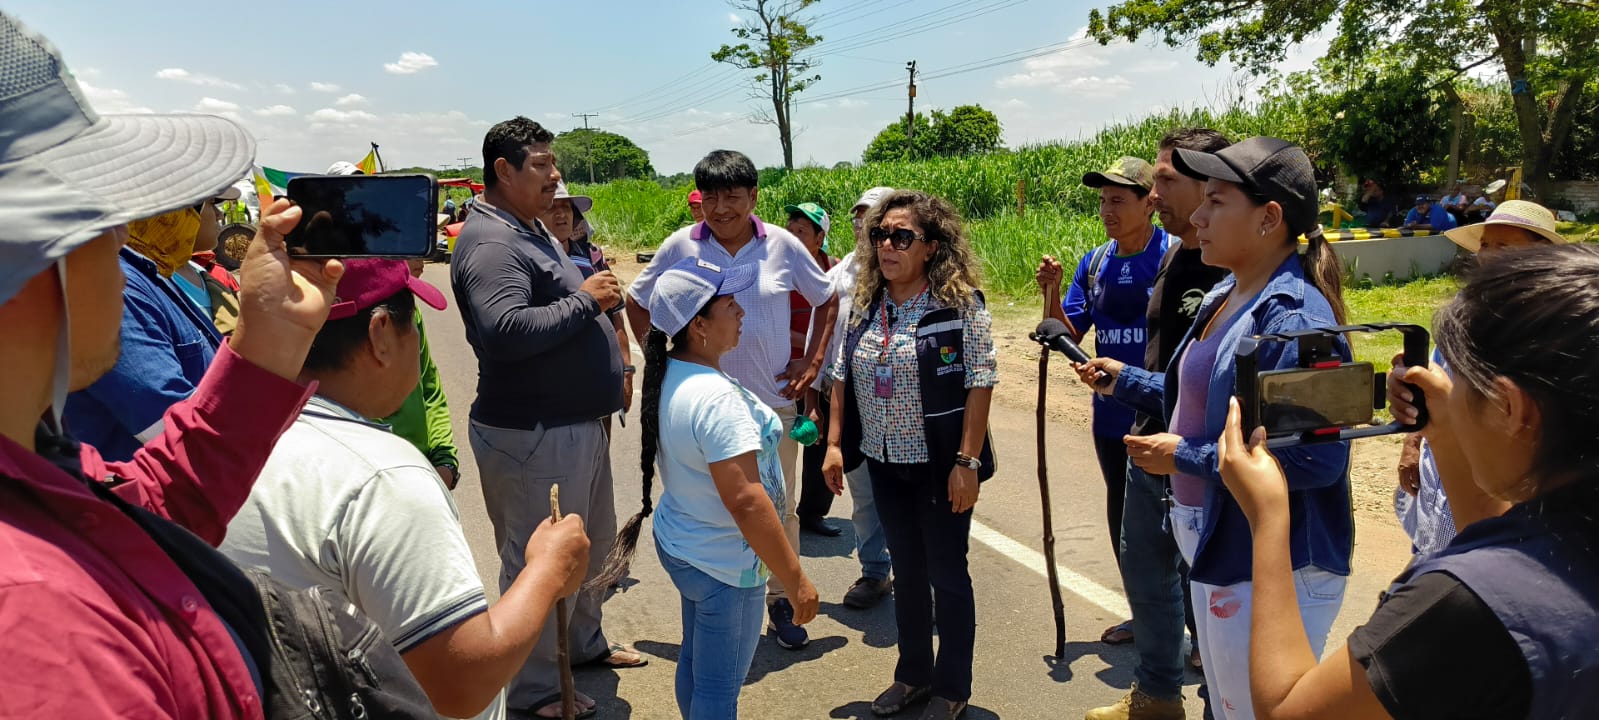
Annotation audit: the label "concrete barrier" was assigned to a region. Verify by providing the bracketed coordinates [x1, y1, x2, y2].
[1303, 233, 1462, 283]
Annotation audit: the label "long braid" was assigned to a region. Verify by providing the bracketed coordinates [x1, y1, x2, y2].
[586, 327, 674, 591]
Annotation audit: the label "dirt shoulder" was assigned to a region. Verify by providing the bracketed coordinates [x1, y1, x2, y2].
[604, 253, 1403, 523]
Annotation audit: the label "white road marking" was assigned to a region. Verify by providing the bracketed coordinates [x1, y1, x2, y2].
[969, 520, 1132, 619]
[632, 345, 1131, 618]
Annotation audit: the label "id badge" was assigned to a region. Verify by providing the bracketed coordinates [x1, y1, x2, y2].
[873, 364, 894, 398]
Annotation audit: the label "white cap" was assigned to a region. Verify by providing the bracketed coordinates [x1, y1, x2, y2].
[852, 186, 896, 212]
[326, 160, 362, 176]
[647, 257, 758, 336]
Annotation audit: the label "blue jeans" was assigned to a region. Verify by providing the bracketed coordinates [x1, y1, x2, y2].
[1119, 463, 1188, 701]
[847, 463, 892, 580]
[657, 544, 766, 720]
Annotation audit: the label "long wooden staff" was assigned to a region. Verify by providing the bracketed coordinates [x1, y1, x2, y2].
[1039, 269, 1067, 659]
[551, 485, 577, 720]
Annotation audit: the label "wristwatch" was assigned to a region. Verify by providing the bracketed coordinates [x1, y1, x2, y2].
[622, 365, 637, 375]
[954, 452, 981, 471]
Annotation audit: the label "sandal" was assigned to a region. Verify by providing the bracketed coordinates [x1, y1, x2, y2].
[1100, 620, 1135, 645]
[579, 642, 649, 669]
[531, 691, 597, 719]
[872, 682, 930, 716]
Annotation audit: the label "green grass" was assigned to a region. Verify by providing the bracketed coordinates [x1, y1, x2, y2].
[1344, 275, 1461, 370]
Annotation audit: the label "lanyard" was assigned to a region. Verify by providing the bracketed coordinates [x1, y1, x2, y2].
[878, 285, 928, 362]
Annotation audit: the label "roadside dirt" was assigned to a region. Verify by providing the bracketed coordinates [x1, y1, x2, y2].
[603, 253, 1403, 524]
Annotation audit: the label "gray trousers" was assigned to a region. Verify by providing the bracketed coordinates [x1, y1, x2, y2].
[470, 419, 617, 709]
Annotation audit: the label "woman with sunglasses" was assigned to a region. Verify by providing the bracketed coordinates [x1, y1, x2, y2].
[1217, 244, 1599, 719]
[822, 190, 996, 720]
[1078, 138, 1352, 719]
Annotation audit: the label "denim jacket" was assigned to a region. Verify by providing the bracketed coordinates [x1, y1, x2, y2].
[1111, 254, 1353, 586]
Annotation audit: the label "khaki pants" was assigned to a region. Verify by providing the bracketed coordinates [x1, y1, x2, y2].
[469, 419, 617, 710]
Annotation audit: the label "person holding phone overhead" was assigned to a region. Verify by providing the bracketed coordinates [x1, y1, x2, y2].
[1076, 138, 1353, 720]
[823, 190, 996, 720]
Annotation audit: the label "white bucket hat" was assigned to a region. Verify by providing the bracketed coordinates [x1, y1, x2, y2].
[1443, 200, 1567, 253]
[0, 12, 255, 306]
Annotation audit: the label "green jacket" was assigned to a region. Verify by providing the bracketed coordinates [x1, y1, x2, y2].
[375, 314, 458, 470]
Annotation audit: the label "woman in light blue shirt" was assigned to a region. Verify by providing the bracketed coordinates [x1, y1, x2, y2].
[594, 256, 818, 720]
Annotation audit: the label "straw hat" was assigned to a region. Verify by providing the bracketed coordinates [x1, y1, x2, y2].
[1443, 200, 1567, 252]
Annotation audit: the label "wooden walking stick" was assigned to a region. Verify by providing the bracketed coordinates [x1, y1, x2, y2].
[550, 485, 577, 720]
[1037, 268, 1068, 660]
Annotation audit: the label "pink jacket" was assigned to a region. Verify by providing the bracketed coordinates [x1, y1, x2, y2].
[0, 343, 314, 719]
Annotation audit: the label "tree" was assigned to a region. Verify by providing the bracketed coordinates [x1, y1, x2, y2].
[713, 0, 822, 170]
[1292, 64, 1450, 186]
[550, 128, 655, 184]
[861, 105, 1003, 162]
[1087, 0, 1599, 192]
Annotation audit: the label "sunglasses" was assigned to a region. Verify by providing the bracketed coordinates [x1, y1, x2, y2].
[868, 226, 927, 251]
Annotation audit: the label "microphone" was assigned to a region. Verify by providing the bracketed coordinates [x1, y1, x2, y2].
[1031, 318, 1114, 388]
[1031, 318, 1092, 364]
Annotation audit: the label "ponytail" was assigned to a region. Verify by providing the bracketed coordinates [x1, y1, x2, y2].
[1299, 226, 1347, 325]
[587, 327, 674, 591]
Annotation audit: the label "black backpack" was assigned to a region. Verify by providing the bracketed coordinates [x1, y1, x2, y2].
[43, 429, 440, 720]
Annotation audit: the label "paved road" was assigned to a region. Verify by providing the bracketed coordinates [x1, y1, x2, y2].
[419, 263, 1413, 720]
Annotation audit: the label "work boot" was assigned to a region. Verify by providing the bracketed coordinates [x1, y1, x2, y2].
[1085, 687, 1185, 720]
[843, 576, 893, 609]
[767, 598, 809, 649]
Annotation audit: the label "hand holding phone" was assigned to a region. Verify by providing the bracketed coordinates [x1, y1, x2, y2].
[285, 174, 437, 257]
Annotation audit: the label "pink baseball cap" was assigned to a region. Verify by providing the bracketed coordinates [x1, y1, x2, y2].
[688, 189, 703, 204]
[328, 259, 448, 320]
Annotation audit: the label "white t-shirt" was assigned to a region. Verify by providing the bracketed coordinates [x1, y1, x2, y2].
[810, 250, 861, 391]
[221, 396, 490, 655]
[629, 218, 834, 408]
[653, 358, 786, 588]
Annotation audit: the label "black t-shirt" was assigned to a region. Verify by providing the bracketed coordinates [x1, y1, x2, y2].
[1131, 245, 1229, 436]
[1346, 571, 1531, 720]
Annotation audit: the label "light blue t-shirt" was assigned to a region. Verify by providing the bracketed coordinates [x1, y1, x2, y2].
[1395, 349, 1457, 554]
[653, 358, 786, 588]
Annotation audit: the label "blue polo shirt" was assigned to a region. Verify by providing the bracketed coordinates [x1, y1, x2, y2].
[1404, 204, 1458, 230]
[64, 248, 221, 461]
[1062, 227, 1175, 438]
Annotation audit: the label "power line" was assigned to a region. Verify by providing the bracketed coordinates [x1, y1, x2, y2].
[603, 0, 987, 120]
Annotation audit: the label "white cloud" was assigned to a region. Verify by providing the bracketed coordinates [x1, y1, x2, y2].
[255, 104, 298, 117]
[308, 107, 379, 124]
[1127, 59, 1180, 74]
[335, 93, 368, 107]
[273, 83, 296, 94]
[155, 67, 242, 90]
[383, 52, 438, 75]
[834, 98, 869, 109]
[195, 97, 241, 113]
[999, 98, 1031, 110]
[310, 81, 341, 93]
[78, 80, 153, 114]
[728, 12, 741, 23]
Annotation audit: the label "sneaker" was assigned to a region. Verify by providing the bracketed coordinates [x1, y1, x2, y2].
[767, 598, 809, 649]
[1084, 688, 1185, 720]
[843, 576, 893, 609]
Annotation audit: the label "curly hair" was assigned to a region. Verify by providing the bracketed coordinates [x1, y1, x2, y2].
[852, 189, 983, 318]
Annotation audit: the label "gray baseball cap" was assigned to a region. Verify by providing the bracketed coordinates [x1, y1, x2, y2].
[0, 12, 256, 306]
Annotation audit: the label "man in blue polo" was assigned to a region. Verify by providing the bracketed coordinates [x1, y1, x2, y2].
[1403, 195, 1458, 231]
[1037, 156, 1176, 648]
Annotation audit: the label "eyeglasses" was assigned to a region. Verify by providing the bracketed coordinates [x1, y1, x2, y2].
[868, 226, 926, 251]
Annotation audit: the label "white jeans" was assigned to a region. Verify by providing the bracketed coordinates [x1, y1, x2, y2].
[1169, 502, 1347, 720]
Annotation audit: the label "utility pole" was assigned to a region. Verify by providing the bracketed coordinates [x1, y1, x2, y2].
[573, 112, 599, 183]
[905, 60, 918, 153]
[455, 156, 472, 172]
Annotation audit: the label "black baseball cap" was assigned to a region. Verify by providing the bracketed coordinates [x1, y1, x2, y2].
[1173, 137, 1319, 235]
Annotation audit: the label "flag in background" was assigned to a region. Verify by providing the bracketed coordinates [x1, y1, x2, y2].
[252, 166, 277, 207]
[357, 143, 381, 174]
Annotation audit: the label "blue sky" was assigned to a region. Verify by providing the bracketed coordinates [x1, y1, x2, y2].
[11, 0, 1321, 174]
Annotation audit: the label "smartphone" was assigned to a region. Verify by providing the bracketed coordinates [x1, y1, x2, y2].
[1256, 363, 1377, 435]
[285, 174, 436, 257]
